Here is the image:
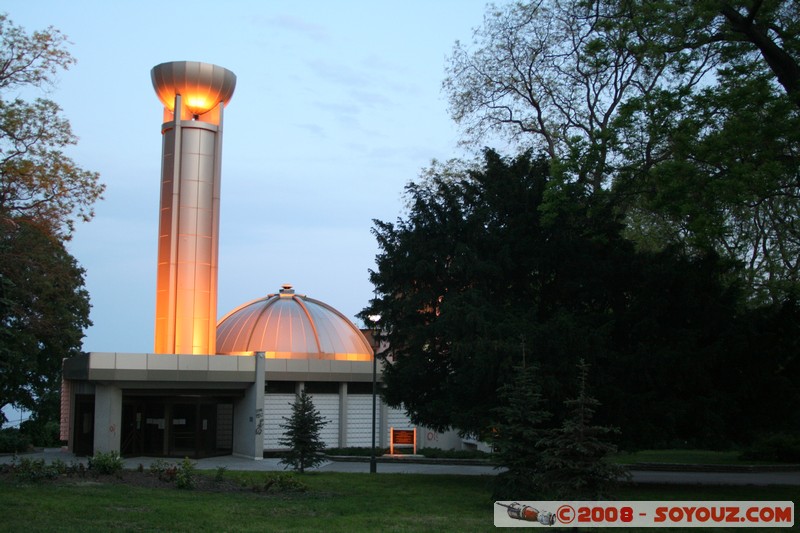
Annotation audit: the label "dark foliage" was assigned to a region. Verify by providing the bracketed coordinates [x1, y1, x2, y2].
[537, 360, 628, 499]
[491, 364, 550, 500]
[0, 219, 91, 426]
[363, 149, 800, 449]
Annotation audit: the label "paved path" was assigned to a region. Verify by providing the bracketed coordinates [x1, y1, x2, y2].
[3, 449, 799, 485]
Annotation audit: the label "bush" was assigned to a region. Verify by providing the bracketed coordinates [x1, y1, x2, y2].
[175, 457, 196, 490]
[0, 428, 32, 453]
[88, 451, 123, 476]
[214, 466, 227, 484]
[419, 448, 492, 460]
[149, 459, 177, 482]
[740, 434, 800, 463]
[11, 457, 60, 482]
[325, 447, 386, 457]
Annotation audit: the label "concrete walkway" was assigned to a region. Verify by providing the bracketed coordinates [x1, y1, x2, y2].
[3, 448, 800, 485]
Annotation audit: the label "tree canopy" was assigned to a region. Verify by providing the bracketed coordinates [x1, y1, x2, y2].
[444, 0, 800, 303]
[0, 219, 90, 425]
[362, 149, 799, 448]
[0, 15, 97, 430]
[0, 13, 104, 240]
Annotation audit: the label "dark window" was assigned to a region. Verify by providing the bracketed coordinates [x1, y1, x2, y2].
[304, 381, 339, 394]
[347, 382, 374, 394]
[266, 381, 296, 394]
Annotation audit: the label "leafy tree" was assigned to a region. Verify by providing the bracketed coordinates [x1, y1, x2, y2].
[0, 14, 104, 239]
[444, 1, 800, 303]
[491, 364, 551, 500]
[0, 219, 91, 426]
[279, 390, 330, 473]
[537, 359, 628, 499]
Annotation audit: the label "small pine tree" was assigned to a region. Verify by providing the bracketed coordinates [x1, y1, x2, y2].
[537, 359, 629, 499]
[279, 390, 330, 473]
[491, 364, 551, 500]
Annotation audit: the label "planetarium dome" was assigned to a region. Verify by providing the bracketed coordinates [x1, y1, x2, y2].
[216, 284, 373, 361]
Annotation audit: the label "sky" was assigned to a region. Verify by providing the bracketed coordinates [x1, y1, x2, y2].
[5, 0, 500, 355]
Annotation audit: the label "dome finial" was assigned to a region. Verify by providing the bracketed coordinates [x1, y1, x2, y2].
[280, 284, 294, 294]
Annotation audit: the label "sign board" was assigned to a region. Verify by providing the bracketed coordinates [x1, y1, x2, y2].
[390, 427, 417, 455]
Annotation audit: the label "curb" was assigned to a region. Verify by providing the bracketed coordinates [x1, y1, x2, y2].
[324, 455, 496, 466]
[323, 456, 800, 472]
[626, 462, 800, 473]
[7, 450, 800, 474]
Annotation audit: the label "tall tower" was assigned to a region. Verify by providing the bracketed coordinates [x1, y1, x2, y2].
[151, 61, 236, 355]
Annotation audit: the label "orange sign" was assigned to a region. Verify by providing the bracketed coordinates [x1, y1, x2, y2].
[390, 427, 417, 454]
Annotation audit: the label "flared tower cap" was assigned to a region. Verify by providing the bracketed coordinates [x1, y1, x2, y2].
[151, 61, 237, 115]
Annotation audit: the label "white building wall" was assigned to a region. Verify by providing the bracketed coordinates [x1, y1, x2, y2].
[263, 393, 295, 449]
[264, 392, 340, 449]
[346, 394, 381, 447]
[385, 405, 412, 446]
[308, 393, 339, 448]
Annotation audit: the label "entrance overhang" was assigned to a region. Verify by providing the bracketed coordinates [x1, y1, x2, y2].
[62, 352, 265, 460]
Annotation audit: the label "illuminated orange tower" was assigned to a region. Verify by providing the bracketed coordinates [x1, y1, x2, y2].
[151, 61, 236, 354]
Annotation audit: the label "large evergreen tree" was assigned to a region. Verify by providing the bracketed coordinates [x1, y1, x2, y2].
[363, 149, 798, 448]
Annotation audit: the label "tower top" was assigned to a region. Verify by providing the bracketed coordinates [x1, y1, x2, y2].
[151, 61, 236, 116]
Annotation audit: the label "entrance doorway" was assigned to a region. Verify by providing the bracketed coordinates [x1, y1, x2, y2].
[72, 394, 95, 456]
[121, 395, 234, 458]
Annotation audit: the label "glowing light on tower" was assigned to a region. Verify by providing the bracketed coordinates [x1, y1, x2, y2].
[151, 61, 236, 354]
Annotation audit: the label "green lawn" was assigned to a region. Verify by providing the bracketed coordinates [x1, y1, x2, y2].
[1, 471, 797, 532]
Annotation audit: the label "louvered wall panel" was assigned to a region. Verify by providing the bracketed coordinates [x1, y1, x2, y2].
[346, 395, 381, 447]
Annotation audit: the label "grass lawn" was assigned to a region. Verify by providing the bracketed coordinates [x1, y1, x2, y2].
[1, 471, 797, 532]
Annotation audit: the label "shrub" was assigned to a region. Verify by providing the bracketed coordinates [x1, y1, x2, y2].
[419, 448, 492, 460]
[88, 451, 123, 476]
[0, 428, 32, 453]
[175, 457, 196, 490]
[149, 459, 177, 482]
[214, 466, 227, 484]
[740, 433, 800, 463]
[12, 457, 60, 482]
[325, 447, 382, 457]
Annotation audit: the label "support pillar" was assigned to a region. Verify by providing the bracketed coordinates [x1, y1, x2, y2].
[93, 384, 122, 454]
[233, 352, 265, 459]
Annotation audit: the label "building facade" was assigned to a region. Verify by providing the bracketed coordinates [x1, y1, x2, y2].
[59, 61, 470, 460]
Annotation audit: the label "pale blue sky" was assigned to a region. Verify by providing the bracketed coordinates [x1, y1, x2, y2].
[5, 0, 499, 354]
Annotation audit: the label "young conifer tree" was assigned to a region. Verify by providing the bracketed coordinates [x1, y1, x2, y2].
[491, 363, 551, 500]
[279, 390, 330, 473]
[537, 359, 629, 499]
